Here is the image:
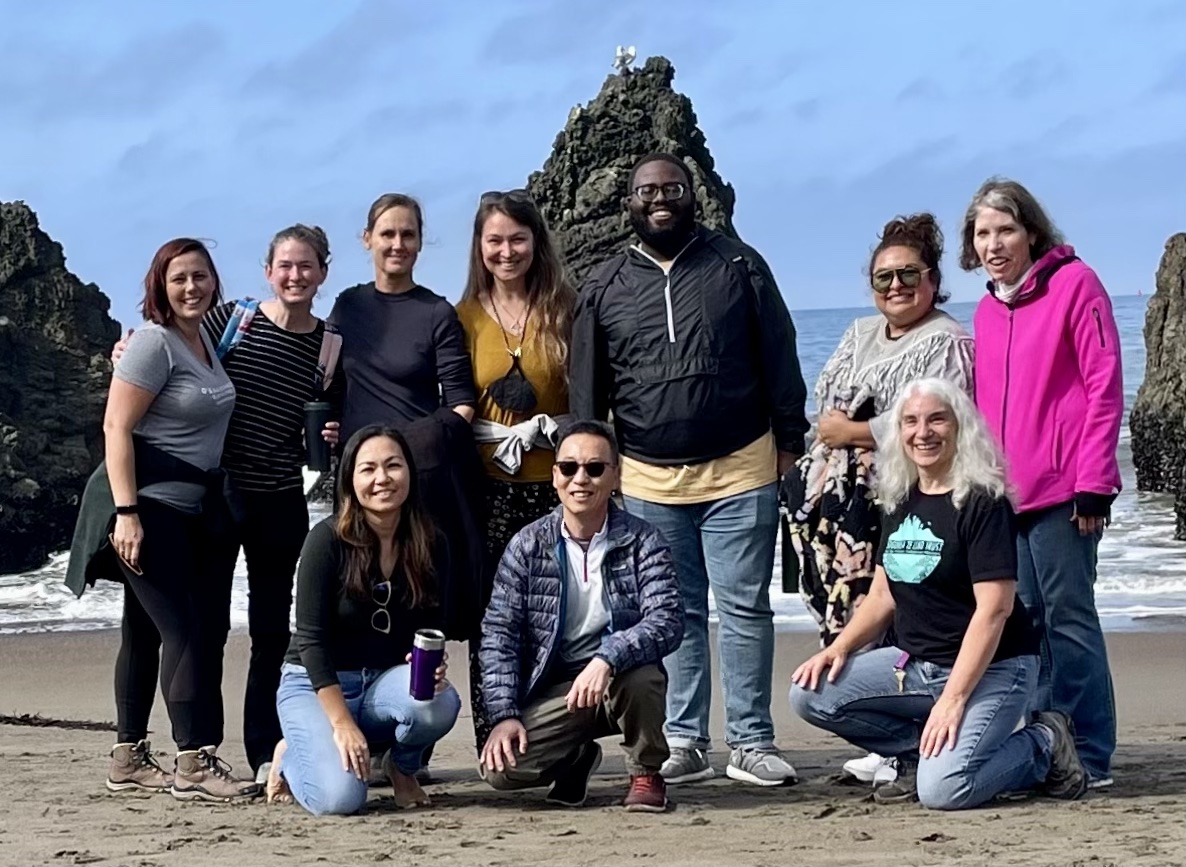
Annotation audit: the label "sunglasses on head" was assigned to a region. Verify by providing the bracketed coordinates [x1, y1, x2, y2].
[554, 460, 614, 479]
[632, 182, 687, 203]
[479, 188, 534, 206]
[871, 266, 930, 294]
[371, 580, 393, 634]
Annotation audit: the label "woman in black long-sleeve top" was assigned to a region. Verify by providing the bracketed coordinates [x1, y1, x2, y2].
[269, 425, 461, 815]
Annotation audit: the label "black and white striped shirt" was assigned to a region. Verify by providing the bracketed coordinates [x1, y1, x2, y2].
[203, 302, 330, 494]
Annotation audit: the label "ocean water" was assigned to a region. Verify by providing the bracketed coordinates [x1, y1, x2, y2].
[1, 295, 1183, 635]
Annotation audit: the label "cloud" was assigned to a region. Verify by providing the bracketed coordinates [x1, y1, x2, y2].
[1147, 52, 1186, 98]
[721, 106, 765, 129]
[997, 54, 1067, 100]
[481, 0, 628, 66]
[0, 22, 228, 123]
[241, 2, 447, 104]
[896, 77, 944, 104]
[791, 98, 820, 121]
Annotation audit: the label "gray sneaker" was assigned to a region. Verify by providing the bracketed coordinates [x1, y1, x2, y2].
[872, 758, 918, 804]
[660, 747, 715, 784]
[1036, 711, 1088, 800]
[726, 747, 798, 786]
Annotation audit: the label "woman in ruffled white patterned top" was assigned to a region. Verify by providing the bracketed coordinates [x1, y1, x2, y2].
[784, 213, 975, 645]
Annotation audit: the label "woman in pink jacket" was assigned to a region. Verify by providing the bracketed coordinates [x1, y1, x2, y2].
[959, 177, 1123, 789]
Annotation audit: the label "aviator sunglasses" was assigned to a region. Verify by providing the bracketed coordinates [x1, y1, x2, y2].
[554, 460, 615, 479]
[871, 265, 931, 294]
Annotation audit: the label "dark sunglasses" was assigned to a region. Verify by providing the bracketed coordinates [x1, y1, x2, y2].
[633, 182, 687, 203]
[871, 266, 931, 293]
[554, 460, 615, 479]
[479, 188, 534, 205]
[372, 580, 392, 634]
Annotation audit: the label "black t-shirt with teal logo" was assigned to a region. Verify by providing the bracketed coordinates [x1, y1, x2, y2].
[876, 486, 1037, 666]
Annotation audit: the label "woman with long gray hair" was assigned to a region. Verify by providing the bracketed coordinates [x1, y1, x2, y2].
[960, 177, 1123, 789]
[790, 378, 1087, 809]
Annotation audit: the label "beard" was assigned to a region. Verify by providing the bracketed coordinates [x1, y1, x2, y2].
[630, 207, 696, 258]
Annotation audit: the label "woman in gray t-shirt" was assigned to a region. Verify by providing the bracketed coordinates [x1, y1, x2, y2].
[102, 237, 257, 802]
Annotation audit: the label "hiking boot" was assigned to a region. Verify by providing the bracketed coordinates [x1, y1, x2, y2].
[623, 773, 668, 813]
[107, 740, 173, 793]
[1036, 711, 1088, 800]
[842, 752, 897, 784]
[660, 747, 715, 785]
[546, 742, 602, 807]
[873, 758, 918, 804]
[171, 747, 262, 802]
[726, 746, 798, 786]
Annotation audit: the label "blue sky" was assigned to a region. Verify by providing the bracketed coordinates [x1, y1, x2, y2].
[2, 0, 1183, 326]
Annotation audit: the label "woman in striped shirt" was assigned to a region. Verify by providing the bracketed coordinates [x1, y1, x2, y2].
[110, 225, 339, 789]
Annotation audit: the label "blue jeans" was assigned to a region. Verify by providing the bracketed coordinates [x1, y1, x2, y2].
[624, 483, 778, 750]
[275, 663, 461, 816]
[1016, 502, 1116, 780]
[790, 648, 1052, 810]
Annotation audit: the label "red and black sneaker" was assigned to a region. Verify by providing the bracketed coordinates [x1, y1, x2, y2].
[623, 773, 668, 813]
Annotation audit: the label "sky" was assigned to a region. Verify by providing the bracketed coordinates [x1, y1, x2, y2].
[2, 0, 1184, 328]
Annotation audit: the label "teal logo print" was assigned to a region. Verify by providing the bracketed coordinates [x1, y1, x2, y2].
[884, 515, 944, 584]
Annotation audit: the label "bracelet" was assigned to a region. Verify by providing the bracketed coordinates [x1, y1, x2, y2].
[114, 504, 139, 516]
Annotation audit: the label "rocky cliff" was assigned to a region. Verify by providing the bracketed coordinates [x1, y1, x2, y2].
[0, 202, 121, 573]
[1130, 232, 1186, 539]
[526, 55, 738, 282]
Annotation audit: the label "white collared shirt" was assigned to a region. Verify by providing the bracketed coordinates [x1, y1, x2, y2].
[559, 516, 612, 663]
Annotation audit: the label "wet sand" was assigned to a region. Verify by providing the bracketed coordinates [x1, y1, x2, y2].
[1, 628, 1183, 866]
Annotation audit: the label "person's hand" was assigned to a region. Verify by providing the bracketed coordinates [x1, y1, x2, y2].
[332, 718, 370, 780]
[1071, 506, 1106, 537]
[111, 513, 144, 571]
[405, 651, 451, 695]
[790, 645, 848, 692]
[480, 719, 528, 773]
[920, 692, 967, 758]
[111, 328, 133, 365]
[816, 409, 852, 449]
[321, 420, 340, 445]
[777, 449, 799, 478]
[565, 658, 611, 712]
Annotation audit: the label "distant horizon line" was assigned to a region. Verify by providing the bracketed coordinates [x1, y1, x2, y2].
[788, 289, 1146, 314]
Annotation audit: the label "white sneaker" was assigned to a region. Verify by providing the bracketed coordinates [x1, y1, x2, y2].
[842, 752, 897, 784]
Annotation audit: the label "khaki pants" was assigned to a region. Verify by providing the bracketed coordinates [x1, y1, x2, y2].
[482, 663, 669, 789]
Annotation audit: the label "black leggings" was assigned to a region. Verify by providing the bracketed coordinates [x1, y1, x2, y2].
[212, 487, 308, 771]
[115, 499, 232, 750]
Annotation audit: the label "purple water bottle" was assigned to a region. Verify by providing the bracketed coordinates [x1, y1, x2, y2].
[409, 629, 446, 701]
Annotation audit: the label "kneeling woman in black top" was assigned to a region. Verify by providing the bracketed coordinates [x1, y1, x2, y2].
[790, 377, 1087, 809]
[269, 425, 461, 815]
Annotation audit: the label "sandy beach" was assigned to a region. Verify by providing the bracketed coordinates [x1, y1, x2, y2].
[1, 628, 1183, 867]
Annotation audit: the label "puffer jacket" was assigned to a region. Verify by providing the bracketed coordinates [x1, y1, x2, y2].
[479, 502, 684, 725]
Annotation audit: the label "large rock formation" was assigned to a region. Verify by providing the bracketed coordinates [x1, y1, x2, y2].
[526, 55, 738, 282]
[1130, 232, 1186, 539]
[0, 202, 121, 573]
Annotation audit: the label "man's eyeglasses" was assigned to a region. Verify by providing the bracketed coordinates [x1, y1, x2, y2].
[871, 266, 931, 294]
[632, 182, 687, 203]
[372, 580, 393, 634]
[554, 460, 615, 479]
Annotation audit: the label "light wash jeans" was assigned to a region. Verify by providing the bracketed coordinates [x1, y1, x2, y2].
[1016, 501, 1116, 780]
[276, 662, 461, 816]
[624, 483, 778, 750]
[790, 647, 1052, 810]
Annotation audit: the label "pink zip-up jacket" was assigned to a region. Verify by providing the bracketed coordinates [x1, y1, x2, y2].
[973, 245, 1124, 515]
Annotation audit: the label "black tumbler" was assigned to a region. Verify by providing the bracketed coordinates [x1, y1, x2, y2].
[303, 400, 333, 472]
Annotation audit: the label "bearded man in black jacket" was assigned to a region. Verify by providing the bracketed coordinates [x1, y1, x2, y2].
[569, 153, 809, 787]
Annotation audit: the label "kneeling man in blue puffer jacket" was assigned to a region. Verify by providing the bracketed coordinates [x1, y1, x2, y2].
[478, 419, 684, 813]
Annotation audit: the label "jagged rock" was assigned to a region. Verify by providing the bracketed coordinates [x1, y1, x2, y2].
[526, 55, 738, 283]
[1130, 232, 1186, 539]
[0, 201, 121, 573]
